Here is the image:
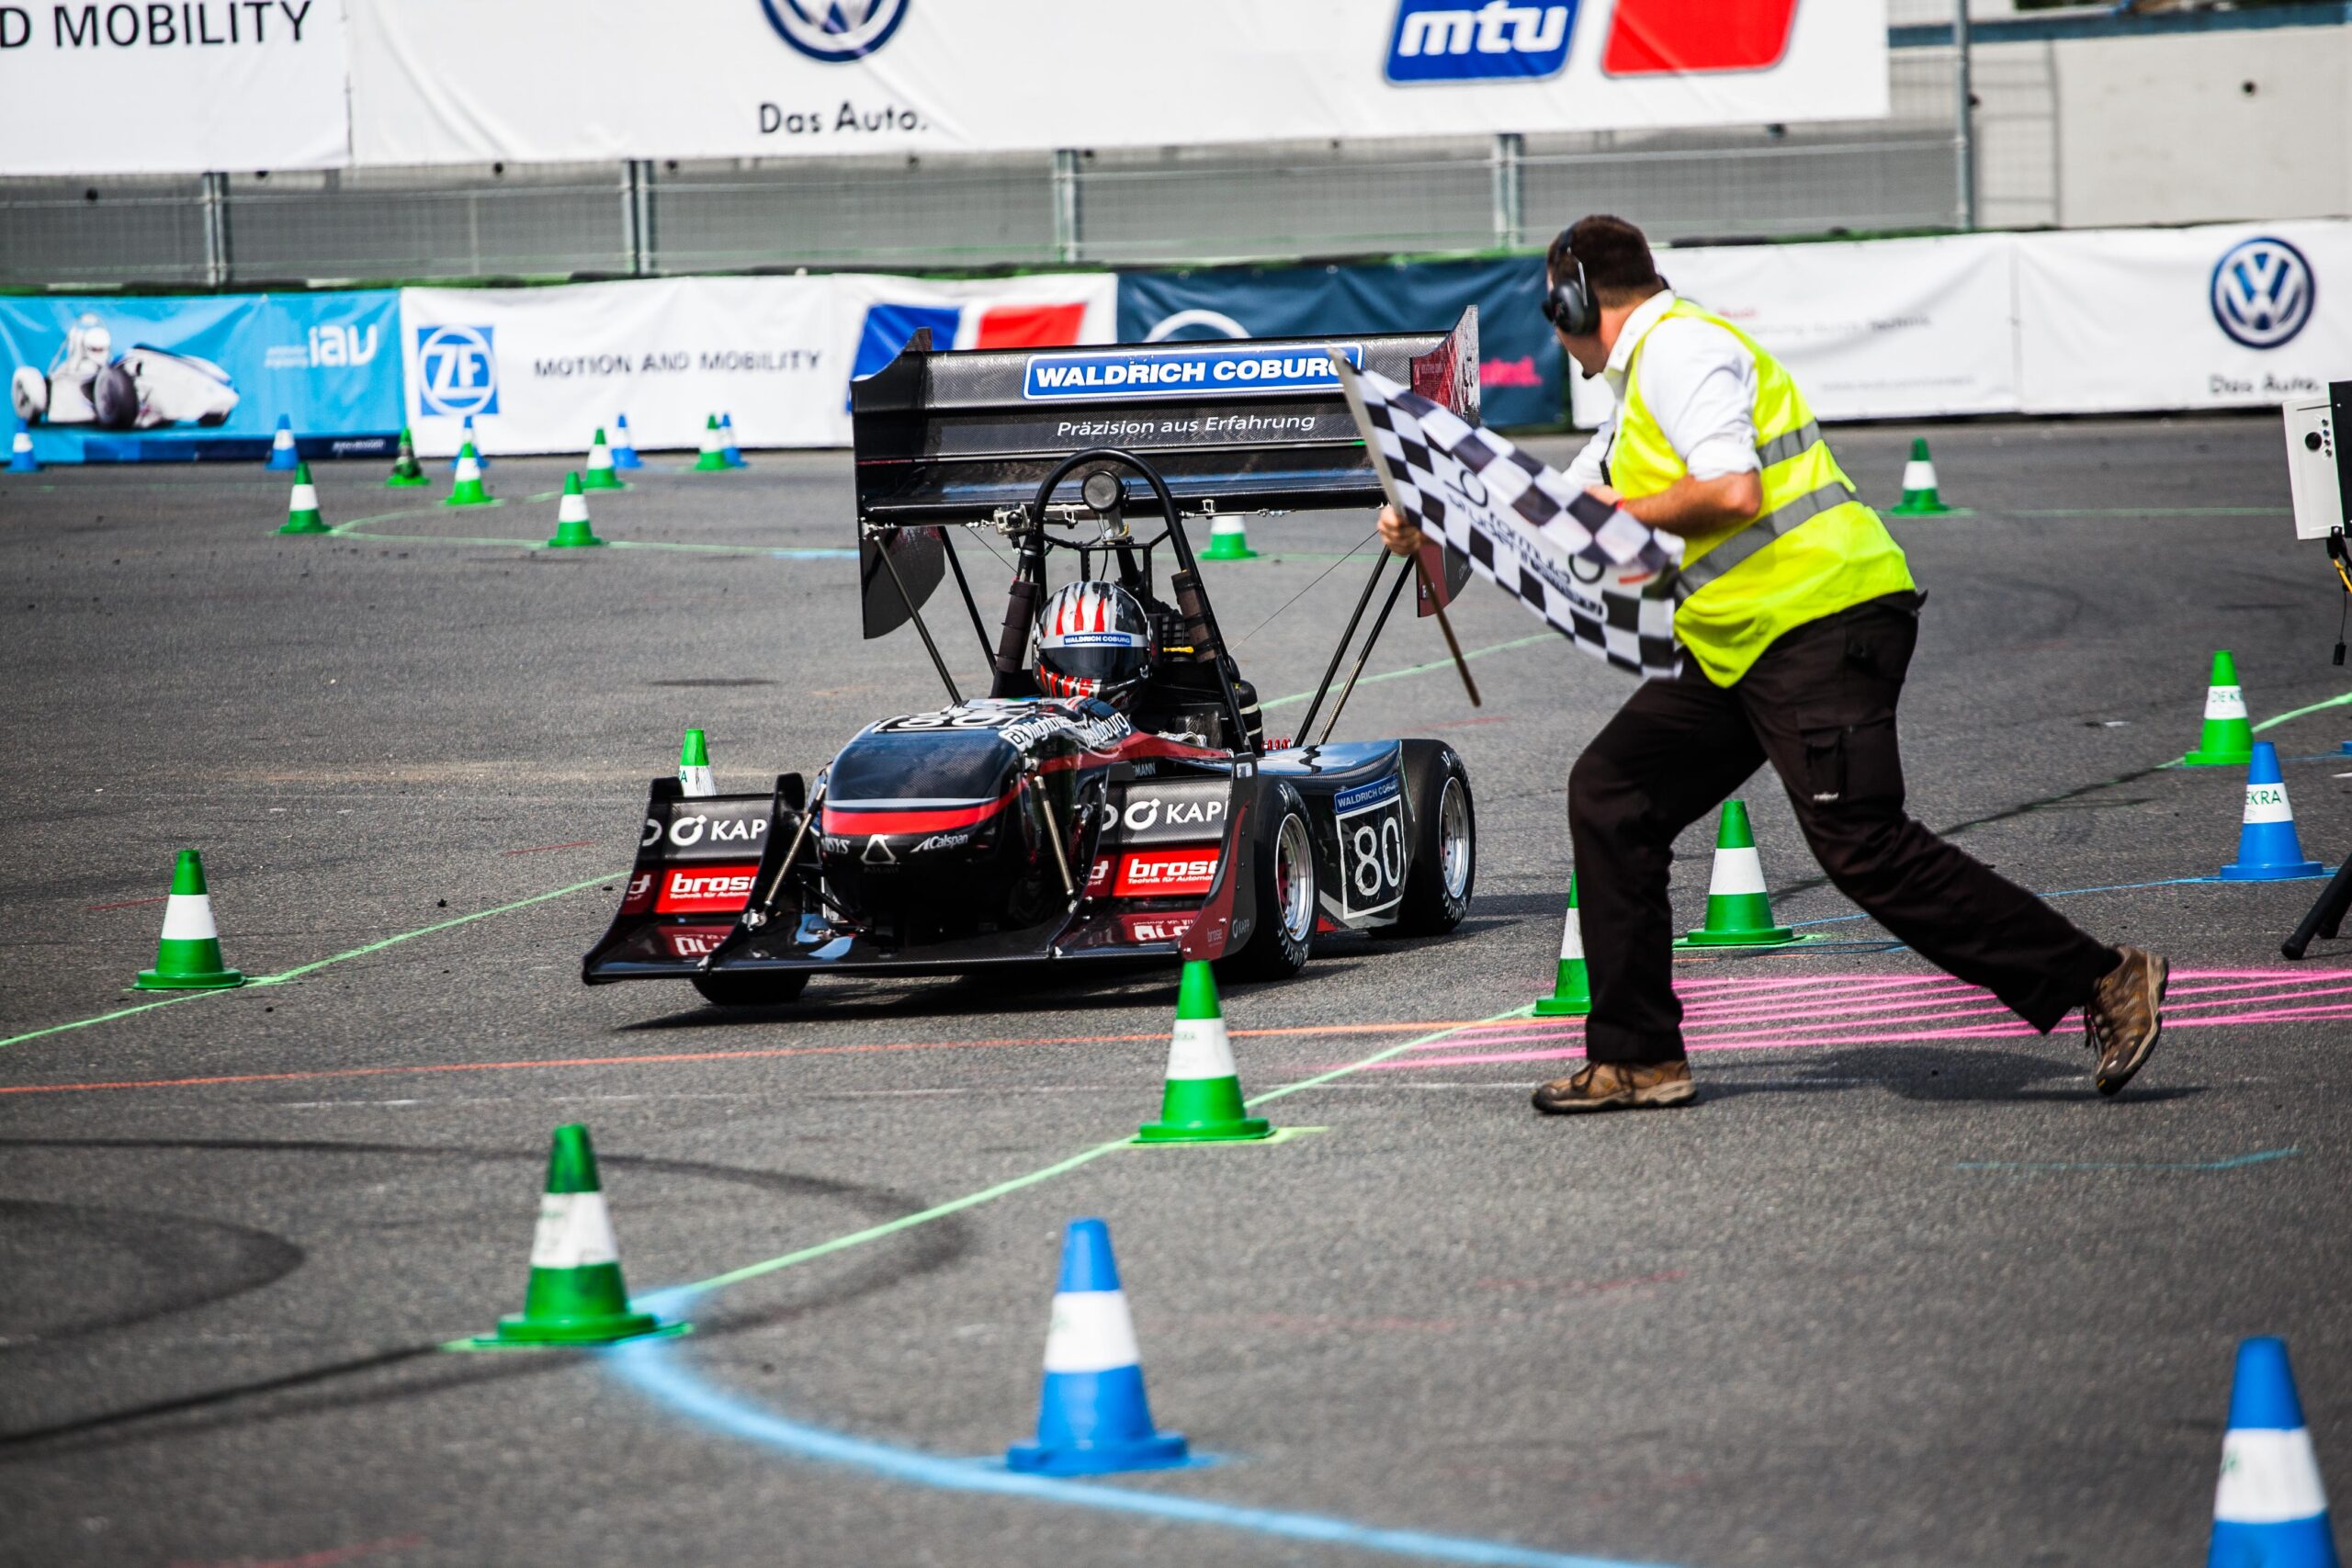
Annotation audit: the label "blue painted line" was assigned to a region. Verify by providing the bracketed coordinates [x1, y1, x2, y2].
[606, 1321, 1680, 1568]
[1788, 875, 2216, 929]
[1956, 1148, 2301, 1173]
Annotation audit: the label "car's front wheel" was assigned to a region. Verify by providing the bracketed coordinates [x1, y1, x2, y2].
[1386, 741, 1474, 937]
[1216, 781, 1316, 982]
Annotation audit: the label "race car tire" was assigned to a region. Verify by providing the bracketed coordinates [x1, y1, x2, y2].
[690, 969, 811, 1008]
[1385, 740, 1475, 937]
[1216, 779, 1315, 982]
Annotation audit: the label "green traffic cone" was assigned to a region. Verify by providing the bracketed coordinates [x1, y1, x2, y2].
[2183, 649, 2255, 766]
[133, 850, 245, 990]
[444, 442, 493, 507]
[677, 728, 716, 797]
[1889, 437, 1952, 516]
[1678, 801, 1797, 947]
[692, 414, 729, 472]
[1532, 873, 1592, 1017]
[277, 460, 330, 535]
[480, 1124, 672, 1347]
[1136, 962, 1272, 1142]
[545, 472, 605, 548]
[582, 427, 625, 491]
[1201, 513, 1258, 560]
[385, 426, 430, 488]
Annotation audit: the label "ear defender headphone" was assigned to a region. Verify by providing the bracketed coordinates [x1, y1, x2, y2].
[1542, 244, 1598, 336]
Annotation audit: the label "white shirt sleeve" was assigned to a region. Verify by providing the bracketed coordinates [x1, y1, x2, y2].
[1559, 415, 1613, 493]
[1634, 317, 1759, 481]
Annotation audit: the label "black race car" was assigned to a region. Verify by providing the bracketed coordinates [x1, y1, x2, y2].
[582, 311, 1487, 1005]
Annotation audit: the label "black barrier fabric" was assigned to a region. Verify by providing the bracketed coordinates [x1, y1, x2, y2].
[1117, 257, 1563, 431]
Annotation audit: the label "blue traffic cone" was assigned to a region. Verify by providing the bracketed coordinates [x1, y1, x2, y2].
[720, 412, 746, 468]
[8, 417, 38, 473]
[448, 414, 490, 470]
[264, 414, 300, 470]
[611, 412, 642, 469]
[2209, 1337, 2340, 1568]
[1005, 1219, 1188, 1476]
[2221, 743, 2327, 881]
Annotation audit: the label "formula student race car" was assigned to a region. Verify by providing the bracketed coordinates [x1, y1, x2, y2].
[582, 310, 1487, 1005]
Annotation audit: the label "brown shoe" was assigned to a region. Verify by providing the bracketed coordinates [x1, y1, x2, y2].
[1532, 1059, 1696, 1114]
[2085, 945, 2168, 1096]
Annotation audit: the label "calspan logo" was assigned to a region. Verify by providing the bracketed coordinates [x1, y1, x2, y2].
[411, 324, 498, 417]
[760, 0, 908, 62]
[1387, 0, 1577, 84]
[2211, 237, 2315, 350]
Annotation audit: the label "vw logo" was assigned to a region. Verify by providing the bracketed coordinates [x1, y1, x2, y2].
[760, 0, 908, 62]
[2211, 236, 2314, 350]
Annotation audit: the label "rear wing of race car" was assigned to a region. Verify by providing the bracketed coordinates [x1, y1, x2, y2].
[849, 308, 1479, 640]
[851, 307, 1477, 526]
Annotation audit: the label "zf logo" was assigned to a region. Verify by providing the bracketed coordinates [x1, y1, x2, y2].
[1386, 0, 1577, 84]
[412, 324, 499, 417]
[2211, 237, 2315, 350]
[760, 0, 908, 62]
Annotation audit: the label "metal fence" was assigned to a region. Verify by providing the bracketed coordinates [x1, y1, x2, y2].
[0, 39, 1983, 288]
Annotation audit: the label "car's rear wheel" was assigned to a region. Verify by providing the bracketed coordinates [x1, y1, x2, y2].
[690, 969, 810, 1008]
[1387, 741, 1475, 937]
[1216, 781, 1315, 982]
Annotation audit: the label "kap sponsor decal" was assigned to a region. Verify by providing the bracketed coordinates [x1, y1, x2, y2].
[1116, 783, 1229, 845]
[1386, 0, 1576, 84]
[2211, 237, 2315, 351]
[1023, 344, 1365, 403]
[1113, 848, 1221, 897]
[412, 323, 498, 417]
[642, 810, 771, 853]
[653, 863, 761, 914]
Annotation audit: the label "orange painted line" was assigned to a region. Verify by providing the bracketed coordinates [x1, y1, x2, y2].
[87, 895, 169, 911]
[0, 1019, 1482, 1099]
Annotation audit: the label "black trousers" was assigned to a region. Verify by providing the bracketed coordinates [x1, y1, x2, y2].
[1566, 592, 2118, 1065]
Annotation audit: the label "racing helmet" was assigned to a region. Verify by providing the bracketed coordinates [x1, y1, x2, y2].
[1035, 580, 1153, 704]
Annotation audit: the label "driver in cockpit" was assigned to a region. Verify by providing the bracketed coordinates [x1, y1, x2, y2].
[1033, 580, 1265, 751]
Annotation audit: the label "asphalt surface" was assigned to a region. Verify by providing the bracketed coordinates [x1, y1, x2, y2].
[0, 416, 2346, 1568]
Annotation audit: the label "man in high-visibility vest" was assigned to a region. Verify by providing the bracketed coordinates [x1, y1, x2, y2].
[1379, 214, 2168, 1112]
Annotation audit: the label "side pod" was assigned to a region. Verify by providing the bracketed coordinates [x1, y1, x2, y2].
[582, 776, 801, 984]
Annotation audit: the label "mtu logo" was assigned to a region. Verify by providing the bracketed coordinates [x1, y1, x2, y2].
[2211, 236, 2314, 350]
[1023, 344, 1364, 402]
[1386, 0, 1577, 83]
[411, 323, 498, 417]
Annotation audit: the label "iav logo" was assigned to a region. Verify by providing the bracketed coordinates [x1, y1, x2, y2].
[1386, 0, 1577, 84]
[2211, 236, 2314, 350]
[412, 323, 499, 417]
[308, 324, 378, 368]
[760, 0, 908, 62]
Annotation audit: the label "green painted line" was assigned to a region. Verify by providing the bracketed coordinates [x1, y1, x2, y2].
[1261, 635, 1551, 711]
[666, 1008, 1526, 1301]
[2, 872, 621, 1055]
[2255, 690, 2352, 732]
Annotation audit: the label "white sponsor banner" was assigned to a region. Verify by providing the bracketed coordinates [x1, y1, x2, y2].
[2016, 222, 2342, 414]
[398, 273, 1115, 455]
[1568, 232, 2019, 427]
[347, 0, 1887, 166]
[400, 276, 837, 457]
[0, 0, 347, 175]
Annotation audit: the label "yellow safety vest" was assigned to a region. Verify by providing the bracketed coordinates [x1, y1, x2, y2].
[1611, 299, 1915, 687]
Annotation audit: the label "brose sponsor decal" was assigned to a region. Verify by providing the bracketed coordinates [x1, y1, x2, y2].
[1114, 849, 1221, 897]
[654, 864, 761, 913]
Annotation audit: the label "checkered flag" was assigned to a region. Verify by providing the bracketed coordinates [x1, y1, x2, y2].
[1330, 355, 1684, 681]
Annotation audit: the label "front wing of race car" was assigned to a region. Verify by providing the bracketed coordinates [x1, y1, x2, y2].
[579, 739, 1432, 987]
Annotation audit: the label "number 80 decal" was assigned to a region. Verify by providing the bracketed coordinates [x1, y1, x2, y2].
[1334, 773, 1407, 917]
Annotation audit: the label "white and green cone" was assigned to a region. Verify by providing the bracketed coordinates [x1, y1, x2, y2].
[1136, 961, 1272, 1142]
[134, 850, 244, 989]
[677, 728, 717, 797]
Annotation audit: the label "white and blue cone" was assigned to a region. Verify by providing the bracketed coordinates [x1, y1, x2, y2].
[265, 413, 300, 471]
[2210, 1337, 2340, 1568]
[449, 414, 490, 470]
[720, 412, 746, 468]
[1006, 1218, 1188, 1476]
[612, 412, 643, 470]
